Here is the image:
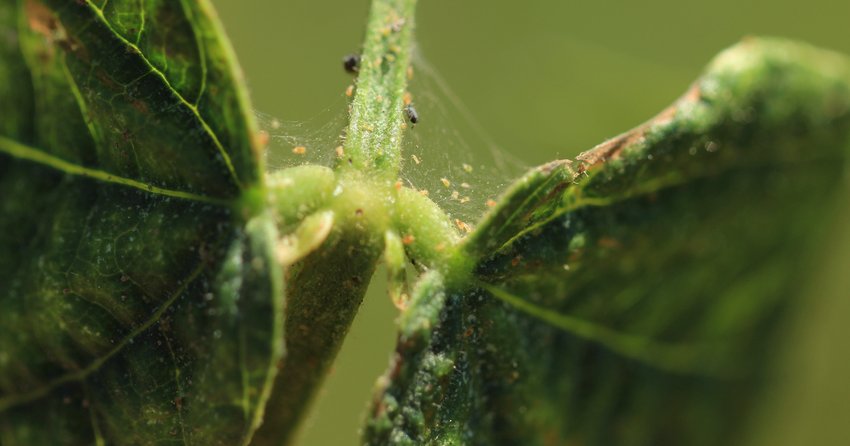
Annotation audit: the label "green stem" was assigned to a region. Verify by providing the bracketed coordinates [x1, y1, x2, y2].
[341, 0, 416, 179]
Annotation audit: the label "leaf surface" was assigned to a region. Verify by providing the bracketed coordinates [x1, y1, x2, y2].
[0, 1, 282, 444]
[363, 38, 850, 445]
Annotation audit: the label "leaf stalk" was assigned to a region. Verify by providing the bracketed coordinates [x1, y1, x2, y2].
[341, 0, 417, 179]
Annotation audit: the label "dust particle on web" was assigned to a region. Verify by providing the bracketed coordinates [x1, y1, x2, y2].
[462, 163, 473, 173]
[440, 178, 451, 188]
[411, 154, 421, 165]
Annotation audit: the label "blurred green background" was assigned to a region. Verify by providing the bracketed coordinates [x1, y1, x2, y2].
[210, 1, 850, 444]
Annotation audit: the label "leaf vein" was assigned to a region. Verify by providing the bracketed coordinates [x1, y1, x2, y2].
[0, 262, 207, 411]
[82, 0, 243, 189]
[0, 136, 231, 207]
[480, 281, 732, 377]
[179, 0, 208, 107]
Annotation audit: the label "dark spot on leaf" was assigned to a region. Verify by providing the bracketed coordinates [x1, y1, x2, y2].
[597, 236, 622, 249]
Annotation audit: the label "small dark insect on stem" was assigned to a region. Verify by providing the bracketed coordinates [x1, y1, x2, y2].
[342, 0, 416, 178]
[405, 104, 419, 124]
[342, 54, 361, 74]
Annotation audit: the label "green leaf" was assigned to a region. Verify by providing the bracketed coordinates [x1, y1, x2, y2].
[363, 38, 850, 445]
[0, 1, 283, 444]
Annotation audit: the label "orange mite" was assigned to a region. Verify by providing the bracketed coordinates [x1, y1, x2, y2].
[454, 219, 472, 233]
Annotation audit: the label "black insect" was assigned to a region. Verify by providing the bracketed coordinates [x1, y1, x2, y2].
[405, 104, 419, 124]
[342, 54, 360, 74]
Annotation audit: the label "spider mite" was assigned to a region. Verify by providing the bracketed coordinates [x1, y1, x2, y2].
[405, 104, 419, 124]
[342, 53, 360, 73]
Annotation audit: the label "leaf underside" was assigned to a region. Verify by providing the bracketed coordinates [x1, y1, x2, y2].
[363, 39, 850, 446]
[0, 1, 282, 445]
[3, 1, 850, 445]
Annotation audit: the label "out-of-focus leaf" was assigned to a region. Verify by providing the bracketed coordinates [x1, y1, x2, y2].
[745, 194, 850, 446]
[363, 38, 850, 445]
[0, 1, 283, 445]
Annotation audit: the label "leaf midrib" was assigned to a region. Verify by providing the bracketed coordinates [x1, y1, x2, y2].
[0, 136, 231, 207]
[480, 281, 733, 378]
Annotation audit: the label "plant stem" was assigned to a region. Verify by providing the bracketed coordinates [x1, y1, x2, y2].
[341, 0, 417, 180]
